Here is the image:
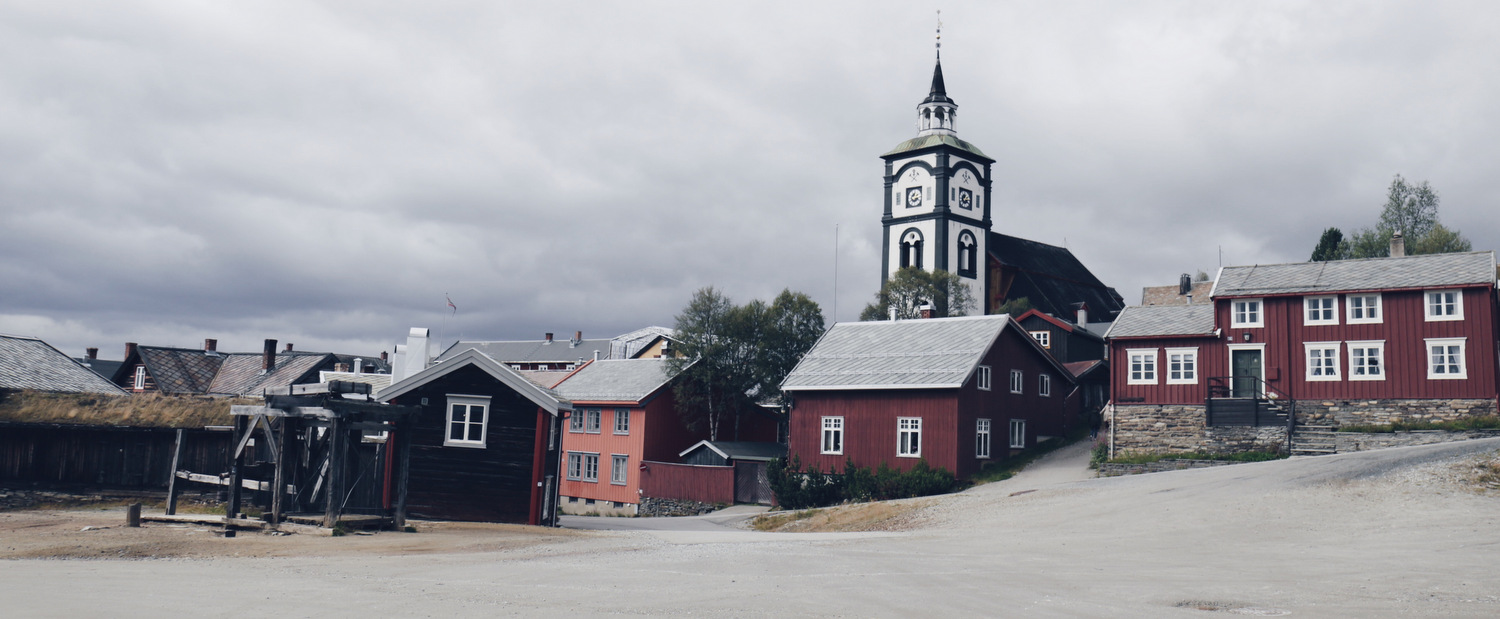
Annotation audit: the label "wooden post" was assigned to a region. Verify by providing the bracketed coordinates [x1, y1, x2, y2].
[269, 418, 287, 526]
[226, 416, 246, 519]
[165, 428, 185, 516]
[323, 416, 345, 528]
[125, 503, 141, 527]
[393, 421, 411, 529]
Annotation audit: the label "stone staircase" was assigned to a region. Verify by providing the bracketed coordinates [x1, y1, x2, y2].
[1290, 424, 1338, 456]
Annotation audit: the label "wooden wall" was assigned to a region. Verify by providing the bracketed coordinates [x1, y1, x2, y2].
[638, 461, 734, 505]
[0, 424, 229, 489]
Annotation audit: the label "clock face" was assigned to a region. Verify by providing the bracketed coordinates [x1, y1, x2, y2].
[958, 188, 973, 209]
[906, 187, 923, 208]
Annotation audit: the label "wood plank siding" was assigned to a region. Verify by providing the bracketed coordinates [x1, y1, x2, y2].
[638, 461, 735, 505]
[0, 424, 230, 488]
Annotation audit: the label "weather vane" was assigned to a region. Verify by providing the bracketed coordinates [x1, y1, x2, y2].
[936, 10, 942, 59]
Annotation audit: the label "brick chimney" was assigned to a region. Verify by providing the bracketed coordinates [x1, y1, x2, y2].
[204, 338, 217, 352]
[919, 304, 934, 319]
[284, 343, 293, 352]
[544, 332, 554, 344]
[1390, 230, 1406, 257]
[262, 339, 278, 372]
[124, 342, 137, 360]
[86, 347, 98, 360]
[380, 351, 388, 362]
[571, 331, 582, 347]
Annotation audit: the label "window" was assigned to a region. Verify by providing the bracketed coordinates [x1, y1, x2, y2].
[611, 454, 628, 485]
[957, 230, 978, 279]
[1165, 348, 1198, 385]
[1426, 337, 1467, 379]
[976, 419, 991, 459]
[582, 453, 599, 482]
[1231, 299, 1263, 328]
[1348, 341, 1385, 381]
[1127, 349, 1157, 385]
[133, 366, 146, 390]
[613, 409, 631, 435]
[1425, 290, 1463, 321]
[566, 453, 582, 480]
[897, 417, 921, 457]
[1009, 419, 1026, 449]
[821, 416, 844, 455]
[1305, 342, 1341, 381]
[569, 409, 584, 432]
[976, 365, 992, 391]
[1347, 294, 1382, 324]
[1031, 331, 1051, 349]
[585, 408, 601, 433]
[1039, 374, 1052, 397]
[1304, 296, 1338, 325]
[444, 395, 490, 448]
[1009, 369, 1024, 394]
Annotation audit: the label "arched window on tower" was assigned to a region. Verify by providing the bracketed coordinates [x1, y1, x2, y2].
[957, 231, 977, 279]
[900, 229, 924, 270]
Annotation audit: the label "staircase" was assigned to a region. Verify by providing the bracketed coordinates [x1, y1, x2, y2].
[1290, 424, 1338, 456]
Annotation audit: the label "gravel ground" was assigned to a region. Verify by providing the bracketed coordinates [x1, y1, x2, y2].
[4, 438, 1499, 617]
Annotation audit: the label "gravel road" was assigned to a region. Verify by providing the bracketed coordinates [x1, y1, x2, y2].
[4, 438, 1499, 617]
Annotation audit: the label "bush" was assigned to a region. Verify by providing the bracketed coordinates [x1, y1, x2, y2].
[1336, 415, 1500, 433]
[767, 457, 959, 509]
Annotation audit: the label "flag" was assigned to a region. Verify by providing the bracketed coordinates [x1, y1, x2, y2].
[446, 294, 457, 315]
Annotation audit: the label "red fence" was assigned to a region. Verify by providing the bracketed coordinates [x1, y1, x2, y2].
[639, 460, 734, 505]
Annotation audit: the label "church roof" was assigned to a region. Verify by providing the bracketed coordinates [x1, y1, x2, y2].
[882, 134, 990, 161]
[988, 233, 1126, 321]
[923, 59, 952, 104]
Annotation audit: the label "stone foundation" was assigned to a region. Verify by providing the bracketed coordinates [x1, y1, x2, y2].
[1333, 429, 1500, 452]
[1097, 459, 1240, 477]
[558, 496, 638, 517]
[1112, 404, 1287, 455]
[638, 497, 718, 517]
[1296, 398, 1498, 427]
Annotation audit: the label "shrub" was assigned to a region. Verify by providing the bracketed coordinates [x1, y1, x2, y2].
[767, 457, 959, 509]
[1337, 415, 1500, 433]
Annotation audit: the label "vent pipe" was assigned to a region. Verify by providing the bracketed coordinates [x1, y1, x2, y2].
[1390, 230, 1406, 257]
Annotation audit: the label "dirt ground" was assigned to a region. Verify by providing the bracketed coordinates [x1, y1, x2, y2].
[3, 438, 1500, 618]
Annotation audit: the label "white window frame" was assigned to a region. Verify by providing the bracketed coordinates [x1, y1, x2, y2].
[821, 416, 844, 455]
[1426, 337, 1468, 380]
[1347, 340, 1386, 381]
[1009, 369, 1024, 394]
[585, 408, 601, 434]
[1425, 290, 1464, 321]
[1127, 349, 1158, 385]
[1231, 298, 1264, 328]
[1346, 293, 1382, 324]
[581, 452, 600, 482]
[1009, 419, 1026, 449]
[566, 452, 583, 481]
[1304, 342, 1341, 381]
[443, 394, 491, 448]
[1032, 331, 1051, 349]
[976, 418, 992, 459]
[1039, 374, 1052, 397]
[610, 454, 628, 485]
[1164, 347, 1198, 385]
[613, 409, 630, 435]
[133, 366, 147, 390]
[1304, 296, 1338, 326]
[897, 417, 921, 458]
[976, 365, 992, 391]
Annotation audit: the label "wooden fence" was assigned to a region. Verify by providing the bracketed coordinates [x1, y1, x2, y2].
[638, 460, 734, 505]
[0, 423, 231, 488]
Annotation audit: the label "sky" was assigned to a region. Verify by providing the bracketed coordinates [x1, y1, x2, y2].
[3, 1, 1499, 360]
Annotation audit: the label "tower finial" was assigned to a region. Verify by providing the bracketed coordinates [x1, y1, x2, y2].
[936, 10, 942, 60]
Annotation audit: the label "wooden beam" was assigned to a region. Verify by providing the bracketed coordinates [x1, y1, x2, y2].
[165, 428, 184, 516]
[323, 417, 345, 528]
[394, 423, 411, 530]
[270, 417, 287, 526]
[254, 414, 279, 463]
[226, 415, 245, 518]
[261, 381, 372, 396]
[174, 470, 296, 493]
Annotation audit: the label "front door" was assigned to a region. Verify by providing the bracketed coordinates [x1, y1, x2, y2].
[1231, 349, 1263, 398]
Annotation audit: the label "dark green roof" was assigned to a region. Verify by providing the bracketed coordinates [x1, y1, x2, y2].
[882, 134, 990, 160]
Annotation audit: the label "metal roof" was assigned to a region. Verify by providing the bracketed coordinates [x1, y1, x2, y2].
[881, 134, 990, 160]
[1212, 251, 1496, 297]
[678, 440, 787, 462]
[1105, 304, 1217, 339]
[553, 359, 679, 403]
[438, 338, 613, 364]
[376, 348, 570, 415]
[0, 334, 128, 395]
[780, 315, 1011, 391]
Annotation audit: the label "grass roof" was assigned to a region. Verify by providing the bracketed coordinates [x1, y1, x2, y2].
[0, 390, 249, 429]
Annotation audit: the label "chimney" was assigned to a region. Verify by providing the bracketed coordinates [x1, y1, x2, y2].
[124, 342, 137, 360]
[919, 303, 934, 319]
[86, 347, 99, 360]
[593, 350, 601, 361]
[889, 306, 898, 321]
[1076, 303, 1089, 326]
[262, 339, 278, 372]
[400, 328, 431, 381]
[353, 358, 364, 374]
[544, 332, 554, 344]
[380, 351, 388, 362]
[203, 338, 217, 352]
[1179, 273, 1192, 296]
[335, 363, 350, 373]
[571, 331, 582, 347]
[284, 343, 293, 352]
[1390, 230, 1406, 257]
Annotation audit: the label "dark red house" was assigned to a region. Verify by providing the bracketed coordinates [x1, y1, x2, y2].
[376, 347, 569, 524]
[1106, 250, 1500, 455]
[782, 315, 1077, 480]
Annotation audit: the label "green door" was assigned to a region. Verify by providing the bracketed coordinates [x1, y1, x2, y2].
[1231, 349, 1263, 398]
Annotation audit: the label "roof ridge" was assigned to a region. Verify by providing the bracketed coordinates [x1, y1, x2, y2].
[1226, 250, 1494, 271]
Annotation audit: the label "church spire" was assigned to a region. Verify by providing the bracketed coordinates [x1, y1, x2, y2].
[916, 11, 957, 136]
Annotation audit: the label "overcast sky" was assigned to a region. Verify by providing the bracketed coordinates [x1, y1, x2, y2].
[3, 1, 1498, 360]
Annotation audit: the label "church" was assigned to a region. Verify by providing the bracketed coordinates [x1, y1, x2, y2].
[879, 49, 1125, 323]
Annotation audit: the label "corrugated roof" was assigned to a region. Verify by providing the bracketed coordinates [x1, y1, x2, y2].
[137, 346, 224, 395]
[0, 334, 128, 395]
[553, 359, 678, 403]
[1213, 251, 1496, 297]
[881, 134, 990, 160]
[781, 315, 1009, 391]
[438, 339, 613, 364]
[1105, 305, 1217, 339]
[679, 440, 787, 462]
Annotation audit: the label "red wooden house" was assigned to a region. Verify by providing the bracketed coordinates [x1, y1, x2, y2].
[1106, 250, 1500, 456]
[782, 315, 1077, 480]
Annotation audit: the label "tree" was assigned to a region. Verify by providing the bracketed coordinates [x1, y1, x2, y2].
[859, 267, 977, 321]
[1316, 175, 1471, 259]
[1309, 227, 1347, 262]
[668, 287, 825, 441]
[1194, 270, 1212, 282]
[1409, 223, 1472, 255]
[994, 296, 1032, 316]
[1378, 174, 1439, 240]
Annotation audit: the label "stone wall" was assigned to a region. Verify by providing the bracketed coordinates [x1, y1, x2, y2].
[638, 497, 718, 518]
[1112, 404, 1287, 455]
[1334, 429, 1500, 452]
[1296, 399, 1497, 427]
[1097, 459, 1240, 477]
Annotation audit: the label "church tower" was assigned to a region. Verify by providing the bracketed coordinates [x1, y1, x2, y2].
[880, 32, 994, 315]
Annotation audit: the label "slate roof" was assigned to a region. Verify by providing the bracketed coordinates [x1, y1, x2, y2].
[206, 352, 331, 397]
[781, 315, 1011, 391]
[0, 334, 128, 395]
[989, 232, 1126, 321]
[136, 346, 225, 395]
[882, 134, 991, 161]
[516, 370, 571, 390]
[75, 358, 124, 383]
[1212, 251, 1496, 297]
[438, 338, 613, 364]
[552, 359, 679, 403]
[679, 440, 787, 462]
[1141, 281, 1215, 306]
[610, 326, 677, 359]
[1105, 305, 1217, 339]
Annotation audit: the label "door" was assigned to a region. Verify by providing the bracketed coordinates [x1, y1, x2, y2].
[1230, 349, 1263, 398]
[734, 461, 773, 505]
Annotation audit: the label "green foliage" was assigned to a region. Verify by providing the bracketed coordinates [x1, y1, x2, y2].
[1310, 227, 1347, 261]
[767, 456, 960, 509]
[1089, 443, 1109, 470]
[1409, 223, 1472, 254]
[994, 296, 1033, 317]
[859, 267, 976, 321]
[1194, 270, 1212, 282]
[1378, 174, 1439, 240]
[1335, 415, 1500, 433]
[669, 287, 825, 440]
[1106, 451, 1286, 464]
[1327, 175, 1472, 260]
